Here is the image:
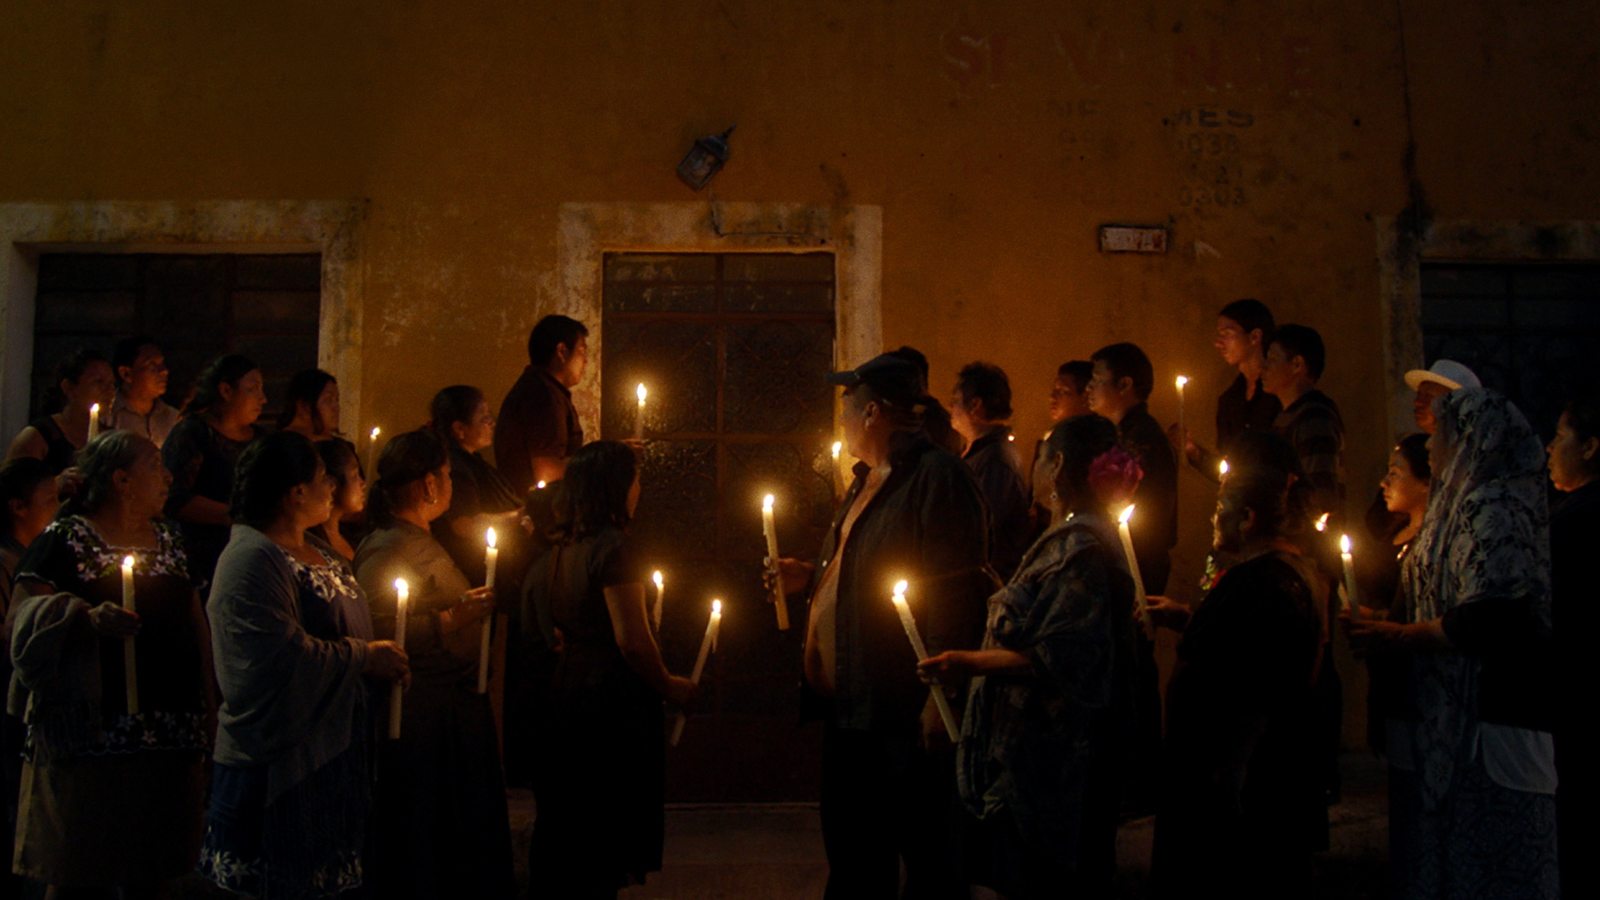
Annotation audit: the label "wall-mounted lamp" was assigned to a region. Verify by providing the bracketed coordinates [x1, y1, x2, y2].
[677, 126, 735, 191]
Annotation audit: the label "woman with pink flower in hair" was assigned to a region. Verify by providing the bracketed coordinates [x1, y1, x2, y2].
[919, 414, 1141, 899]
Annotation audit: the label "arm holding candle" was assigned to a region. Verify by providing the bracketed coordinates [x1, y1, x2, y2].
[604, 582, 697, 708]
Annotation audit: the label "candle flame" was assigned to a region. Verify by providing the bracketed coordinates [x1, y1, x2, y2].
[711, 599, 722, 616]
[536, 480, 546, 490]
[486, 527, 497, 549]
[90, 402, 100, 416]
[394, 578, 408, 599]
[1175, 376, 1189, 389]
[636, 383, 648, 403]
[122, 555, 135, 569]
[892, 579, 908, 600]
[1119, 504, 1136, 525]
[1007, 434, 1015, 442]
[831, 441, 842, 459]
[1316, 513, 1330, 532]
[762, 493, 775, 512]
[653, 571, 664, 588]
[1219, 459, 1230, 476]
[1340, 534, 1352, 554]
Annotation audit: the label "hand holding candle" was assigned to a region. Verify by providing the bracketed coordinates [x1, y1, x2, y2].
[477, 529, 499, 694]
[120, 555, 139, 715]
[761, 494, 791, 630]
[1339, 534, 1361, 619]
[652, 570, 665, 630]
[635, 383, 648, 441]
[389, 578, 408, 740]
[670, 599, 722, 746]
[1117, 506, 1149, 626]
[890, 581, 960, 742]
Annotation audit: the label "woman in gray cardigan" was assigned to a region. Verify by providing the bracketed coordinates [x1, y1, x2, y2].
[198, 431, 409, 899]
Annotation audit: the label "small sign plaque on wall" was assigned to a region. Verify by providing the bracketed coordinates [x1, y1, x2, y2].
[1099, 225, 1169, 254]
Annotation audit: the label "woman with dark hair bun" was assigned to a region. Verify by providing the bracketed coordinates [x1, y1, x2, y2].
[309, 438, 367, 563]
[6, 346, 116, 482]
[428, 385, 524, 584]
[919, 413, 1139, 898]
[523, 440, 698, 898]
[200, 430, 406, 899]
[7, 430, 212, 898]
[161, 354, 267, 596]
[278, 369, 341, 442]
[353, 430, 513, 899]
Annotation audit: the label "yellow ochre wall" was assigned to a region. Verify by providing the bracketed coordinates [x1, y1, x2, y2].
[4, 1, 1598, 743]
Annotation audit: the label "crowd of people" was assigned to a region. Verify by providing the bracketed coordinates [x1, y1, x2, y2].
[0, 300, 1580, 899]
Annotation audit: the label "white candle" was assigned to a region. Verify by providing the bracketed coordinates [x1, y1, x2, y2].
[890, 580, 960, 742]
[1219, 459, 1230, 479]
[1118, 506, 1148, 626]
[88, 403, 101, 442]
[367, 427, 381, 478]
[389, 578, 408, 740]
[831, 441, 843, 496]
[121, 555, 138, 715]
[477, 529, 498, 694]
[1174, 375, 1188, 443]
[670, 599, 722, 746]
[652, 571, 665, 630]
[761, 494, 791, 631]
[635, 383, 648, 441]
[1340, 534, 1361, 618]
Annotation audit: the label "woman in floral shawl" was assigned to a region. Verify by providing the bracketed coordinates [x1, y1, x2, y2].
[920, 413, 1138, 899]
[1348, 388, 1559, 899]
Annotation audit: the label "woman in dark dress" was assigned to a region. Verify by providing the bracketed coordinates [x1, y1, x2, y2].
[1359, 433, 1431, 753]
[919, 414, 1138, 899]
[1148, 467, 1325, 899]
[353, 430, 514, 899]
[524, 440, 698, 899]
[7, 431, 213, 898]
[1545, 395, 1600, 900]
[161, 354, 266, 595]
[5, 347, 116, 482]
[428, 385, 524, 584]
[199, 430, 406, 899]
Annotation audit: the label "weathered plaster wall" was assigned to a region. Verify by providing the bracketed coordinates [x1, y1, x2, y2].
[3, 0, 1598, 744]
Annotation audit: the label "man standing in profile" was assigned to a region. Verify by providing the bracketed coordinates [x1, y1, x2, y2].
[495, 315, 588, 494]
[772, 354, 989, 900]
[1086, 342, 1177, 593]
[1174, 299, 1282, 481]
[950, 361, 1032, 582]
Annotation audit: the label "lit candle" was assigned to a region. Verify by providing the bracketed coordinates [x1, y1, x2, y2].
[890, 580, 959, 742]
[670, 598, 722, 746]
[1219, 459, 1230, 479]
[635, 383, 648, 441]
[1174, 375, 1189, 444]
[536, 481, 546, 490]
[831, 441, 843, 496]
[121, 555, 138, 715]
[1340, 534, 1361, 618]
[477, 529, 498, 694]
[389, 578, 408, 740]
[1315, 512, 1330, 533]
[1117, 506, 1148, 626]
[88, 403, 102, 442]
[367, 427, 381, 478]
[761, 494, 791, 630]
[652, 570, 665, 630]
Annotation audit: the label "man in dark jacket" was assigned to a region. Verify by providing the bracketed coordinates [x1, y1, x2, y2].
[1087, 342, 1177, 594]
[494, 315, 587, 494]
[772, 353, 990, 899]
[950, 361, 1033, 581]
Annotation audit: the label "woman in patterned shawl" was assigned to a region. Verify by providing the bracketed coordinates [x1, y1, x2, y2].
[7, 430, 211, 897]
[919, 414, 1138, 899]
[1348, 388, 1559, 899]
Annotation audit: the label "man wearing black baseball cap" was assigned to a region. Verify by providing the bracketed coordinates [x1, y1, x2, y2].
[771, 352, 990, 897]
